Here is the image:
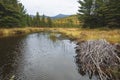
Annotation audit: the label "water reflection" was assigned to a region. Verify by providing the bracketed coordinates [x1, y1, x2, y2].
[49, 33, 58, 42]
[0, 33, 82, 80]
[0, 36, 26, 80]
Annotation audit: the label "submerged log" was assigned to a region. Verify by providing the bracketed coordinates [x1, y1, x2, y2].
[75, 39, 120, 80]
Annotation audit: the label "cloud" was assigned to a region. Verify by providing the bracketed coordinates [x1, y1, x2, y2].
[19, 0, 79, 16]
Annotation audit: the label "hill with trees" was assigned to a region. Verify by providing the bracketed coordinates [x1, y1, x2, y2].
[51, 14, 70, 19]
[53, 15, 80, 28]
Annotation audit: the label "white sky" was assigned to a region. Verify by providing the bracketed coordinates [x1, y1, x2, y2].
[19, 0, 79, 16]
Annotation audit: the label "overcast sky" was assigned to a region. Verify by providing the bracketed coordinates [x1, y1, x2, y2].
[19, 0, 79, 16]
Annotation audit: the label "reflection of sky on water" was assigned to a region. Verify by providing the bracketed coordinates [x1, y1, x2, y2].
[0, 33, 96, 80]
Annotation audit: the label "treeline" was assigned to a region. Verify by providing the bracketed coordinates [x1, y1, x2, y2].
[53, 15, 80, 28]
[53, 20, 79, 28]
[78, 0, 120, 28]
[0, 0, 52, 28]
[26, 12, 52, 27]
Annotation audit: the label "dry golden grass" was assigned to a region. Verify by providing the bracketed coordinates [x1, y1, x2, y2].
[47, 28, 120, 43]
[0, 27, 45, 37]
[0, 27, 120, 43]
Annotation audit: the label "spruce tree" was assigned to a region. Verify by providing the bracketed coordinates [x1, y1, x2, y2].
[78, 0, 94, 28]
[41, 14, 46, 27]
[35, 12, 41, 27]
[0, 0, 26, 27]
[106, 0, 120, 28]
[47, 17, 52, 27]
[78, 0, 120, 28]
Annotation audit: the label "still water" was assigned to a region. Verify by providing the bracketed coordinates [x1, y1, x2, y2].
[0, 33, 95, 80]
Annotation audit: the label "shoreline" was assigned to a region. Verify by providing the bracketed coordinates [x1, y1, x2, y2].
[0, 27, 44, 37]
[0, 27, 120, 43]
[0, 27, 120, 80]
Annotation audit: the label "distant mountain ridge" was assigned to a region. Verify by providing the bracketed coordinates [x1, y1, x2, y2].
[51, 14, 71, 19]
[30, 14, 71, 19]
[30, 15, 48, 18]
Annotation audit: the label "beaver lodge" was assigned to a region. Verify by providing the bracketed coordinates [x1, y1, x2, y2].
[75, 39, 120, 80]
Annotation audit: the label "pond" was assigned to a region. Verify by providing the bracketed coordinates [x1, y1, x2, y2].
[0, 32, 97, 80]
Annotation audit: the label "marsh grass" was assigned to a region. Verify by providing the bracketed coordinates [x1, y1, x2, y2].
[50, 28, 120, 43]
[0, 27, 120, 43]
[0, 27, 44, 37]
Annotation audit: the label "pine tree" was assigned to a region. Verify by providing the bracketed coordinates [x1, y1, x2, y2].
[106, 0, 120, 28]
[0, 0, 26, 27]
[35, 12, 41, 27]
[18, 3, 27, 27]
[26, 14, 33, 27]
[78, 0, 120, 28]
[41, 14, 46, 27]
[78, 0, 95, 28]
[47, 17, 52, 27]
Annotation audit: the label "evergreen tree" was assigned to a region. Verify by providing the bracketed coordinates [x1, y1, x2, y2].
[26, 14, 33, 27]
[78, 0, 94, 28]
[41, 14, 46, 27]
[0, 0, 26, 27]
[47, 17, 52, 27]
[78, 0, 120, 28]
[18, 3, 27, 27]
[35, 12, 41, 27]
[106, 0, 120, 28]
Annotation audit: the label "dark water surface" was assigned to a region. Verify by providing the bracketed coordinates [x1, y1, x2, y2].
[0, 33, 95, 80]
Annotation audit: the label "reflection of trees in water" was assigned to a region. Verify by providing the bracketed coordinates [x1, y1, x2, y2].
[0, 36, 24, 80]
[49, 33, 57, 42]
[49, 33, 64, 42]
[75, 39, 120, 80]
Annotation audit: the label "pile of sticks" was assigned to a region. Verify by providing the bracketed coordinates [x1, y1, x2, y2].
[75, 39, 120, 80]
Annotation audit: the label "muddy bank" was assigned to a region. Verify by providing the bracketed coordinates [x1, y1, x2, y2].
[75, 39, 120, 80]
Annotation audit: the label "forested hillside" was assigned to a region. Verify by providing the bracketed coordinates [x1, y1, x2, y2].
[53, 15, 80, 28]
